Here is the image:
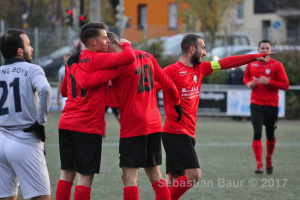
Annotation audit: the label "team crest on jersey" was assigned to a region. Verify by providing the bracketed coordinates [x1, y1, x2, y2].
[265, 69, 271, 75]
[193, 75, 198, 83]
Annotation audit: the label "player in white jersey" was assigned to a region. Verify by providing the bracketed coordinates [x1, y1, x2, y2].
[0, 29, 51, 200]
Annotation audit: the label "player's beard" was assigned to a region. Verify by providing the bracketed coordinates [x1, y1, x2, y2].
[191, 49, 201, 65]
[23, 49, 32, 63]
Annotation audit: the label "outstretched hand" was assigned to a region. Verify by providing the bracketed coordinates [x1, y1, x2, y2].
[256, 52, 275, 63]
[67, 52, 80, 68]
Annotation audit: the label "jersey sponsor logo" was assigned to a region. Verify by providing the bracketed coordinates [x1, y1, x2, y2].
[265, 68, 271, 75]
[181, 87, 200, 98]
[194, 75, 198, 83]
[0, 67, 28, 76]
[251, 63, 260, 67]
[79, 58, 90, 63]
[179, 71, 187, 74]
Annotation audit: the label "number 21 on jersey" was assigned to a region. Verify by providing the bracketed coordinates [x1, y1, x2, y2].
[0, 78, 22, 116]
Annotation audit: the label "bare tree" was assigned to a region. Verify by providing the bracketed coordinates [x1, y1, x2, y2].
[178, 0, 243, 50]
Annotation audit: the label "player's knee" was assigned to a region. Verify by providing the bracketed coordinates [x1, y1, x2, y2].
[193, 170, 201, 183]
[185, 168, 201, 183]
[121, 172, 138, 186]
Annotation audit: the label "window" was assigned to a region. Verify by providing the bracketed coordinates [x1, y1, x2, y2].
[254, 0, 276, 14]
[138, 4, 147, 29]
[235, 2, 244, 23]
[168, 3, 178, 29]
[262, 20, 271, 40]
[287, 19, 300, 44]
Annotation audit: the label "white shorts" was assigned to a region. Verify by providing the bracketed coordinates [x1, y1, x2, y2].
[0, 133, 51, 199]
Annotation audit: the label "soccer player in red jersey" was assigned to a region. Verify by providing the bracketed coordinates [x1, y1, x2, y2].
[160, 33, 272, 200]
[103, 80, 120, 137]
[243, 39, 289, 174]
[105, 80, 120, 122]
[56, 23, 135, 200]
[69, 31, 183, 200]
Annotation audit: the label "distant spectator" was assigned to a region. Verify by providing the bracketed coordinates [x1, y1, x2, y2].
[228, 67, 244, 85]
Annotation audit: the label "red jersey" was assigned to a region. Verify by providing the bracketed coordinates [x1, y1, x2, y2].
[112, 50, 180, 138]
[163, 53, 268, 138]
[58, 42, 135, 135]
[162, 61, 212, 138]
[243, 58, 289, 107]
[105, 81, 119, 108]
[70, 50, 180, 138]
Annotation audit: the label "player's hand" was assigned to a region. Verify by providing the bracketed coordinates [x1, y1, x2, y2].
[115, 38, 131, 46]
[256, 52, 274, 63]
[174, 104, 183, 122]
[257, 76, 270, 84]
[67, 52, 80, 68]
[247, 81, 255, 89]
[23, 121, 46, 142]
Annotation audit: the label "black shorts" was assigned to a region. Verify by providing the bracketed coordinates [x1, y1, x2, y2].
[162, 133, 200, 175]
[59, 129, 102, 174]
[119, 132, 162, 168]
[250, 104, 278, 127]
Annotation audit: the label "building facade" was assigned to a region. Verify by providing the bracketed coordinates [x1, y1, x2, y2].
[122, 0, 300, 45]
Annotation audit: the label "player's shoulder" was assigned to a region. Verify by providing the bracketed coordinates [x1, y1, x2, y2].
[135, 50, 153, 59]
[270, 58, 282, 65]
[17, 61, 44, 72]
[28, 62, 45, 72]
[165, 61, 183, 70]
[163, 62, 180, 74]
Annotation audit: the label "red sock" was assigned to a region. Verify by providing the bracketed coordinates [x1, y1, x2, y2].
[266, 137, 276, 167]
[74, 185, 91, 200]
[252, 140, 263, 169]
[169, 175, 193, 200]
[152, 179, 171, 200]
[56, 180, 73, 200]
[123, 186, 139, 200]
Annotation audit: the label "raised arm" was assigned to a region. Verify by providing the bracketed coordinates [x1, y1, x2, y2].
[70, 63, 121, 90]
[210, 53, 269, 72]
[92, 40, 135, 70]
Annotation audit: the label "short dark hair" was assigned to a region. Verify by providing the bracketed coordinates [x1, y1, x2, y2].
[181, 34, 203, 55]
[80, 22, 106, 46]
[0, 29, 25, 60]
[258, 39, 271, 47]
[107, 32, 119, 45]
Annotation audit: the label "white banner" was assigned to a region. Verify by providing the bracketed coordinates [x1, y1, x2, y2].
[227, 90, 285, 117]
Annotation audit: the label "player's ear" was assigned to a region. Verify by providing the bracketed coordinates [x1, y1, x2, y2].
[90, 38, 96, 46]
[17, 48, 24, 57]
[190, 46, 195, 54]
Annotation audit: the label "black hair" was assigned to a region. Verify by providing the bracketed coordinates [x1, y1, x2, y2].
[0, 29, 25, 60]
[107, 32, 119, 45]
[258, 39, 271, 47]
[181, 34, 203, 55]
[80, 22, 106, 46]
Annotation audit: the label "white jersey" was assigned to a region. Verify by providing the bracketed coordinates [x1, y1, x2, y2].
[0, 59, 51, 147]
